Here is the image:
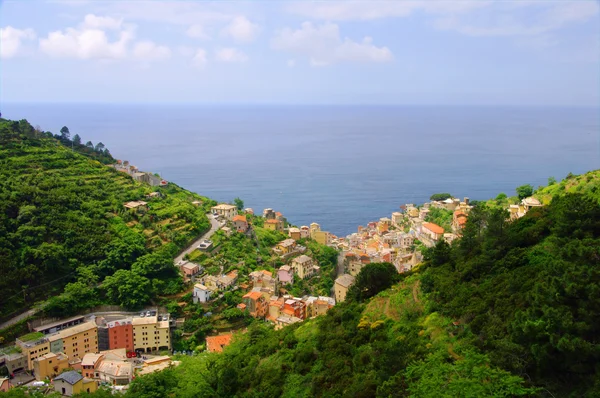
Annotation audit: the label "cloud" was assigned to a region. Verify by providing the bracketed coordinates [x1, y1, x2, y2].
[40, 27, 133, 59]
[0, 26, 36, 58]
[192, 48, 208, 67]
[271, 22, 392, 66]
[187, 24, 211, 40]
[215, 47, 248, 63]
[82, 14, 123, 30]
[133, 41, 171, 60]
[221, 16, 259, 43]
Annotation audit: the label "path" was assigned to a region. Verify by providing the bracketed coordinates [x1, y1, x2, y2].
[174, 213, 220, 264]
[0, 307, 39, 330]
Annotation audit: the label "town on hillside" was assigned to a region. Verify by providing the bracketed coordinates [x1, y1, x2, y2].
[0, 169, 544, 394]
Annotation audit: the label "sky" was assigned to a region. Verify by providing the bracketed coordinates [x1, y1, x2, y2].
[1, 0, 599, 106]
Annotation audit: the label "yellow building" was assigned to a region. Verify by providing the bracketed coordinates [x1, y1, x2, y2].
[48, 322, 98, 361]
[16, 333, 51, 370]
[211, 204, 237, 220]
[274, 238, 296, 255]
[335, 274, 355, 303]
[132, 316, 171, 353]
[313, 230, 330, 245]
[264, 219, 283, 231]
[53, 370, 97, 397]
[33, 352, 69, 381]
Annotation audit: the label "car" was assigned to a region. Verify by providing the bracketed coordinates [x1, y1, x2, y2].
[139, 312, 145, 317]
[150, 310, 157, 316]
[145, 311, 151, 317]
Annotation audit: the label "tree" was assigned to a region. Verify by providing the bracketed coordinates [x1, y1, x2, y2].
[233, 197, 244, 210]
[60, 126, 70, 141]
[85, 141, 94, 148]
[430, 193, 452, 201]
[515, 184, 533, 200]
[495, 192, 507, 201]
[347, 262, 400, 302]
[548, 176, 557, 185]
[72, 134, 81, 146]
[102, 269, 152, 309]
[95, 142, 105, 152]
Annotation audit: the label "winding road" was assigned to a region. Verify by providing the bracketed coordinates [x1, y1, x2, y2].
[174, 213, 221, 264]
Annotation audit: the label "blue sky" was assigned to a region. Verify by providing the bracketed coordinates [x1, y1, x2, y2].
[1, 0, 599, 105]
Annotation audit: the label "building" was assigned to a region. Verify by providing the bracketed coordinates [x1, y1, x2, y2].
[309, 297, 335, 317]
[132, 316, 171, 353]
[16, 333, 50, 370]
[193, 284, 212, 304]
[179, 261, 202, 277]
[249, 270, 277, 291]
[288, 227, 301, 240]
[421, 222, 444, 241]
[274, 238, 296, 255]
[522, 196, 543, 212]
[95, 349, 133, 386]
[0, 378, 10, 392]
[104, 318, 133, 352]
[123, 201, 148, 212]
[32, 352, 69, 381]
[233, 214, 248, 233]
[47, 322, 98, 362]
[244, 208, 254, 215]
[391, 212, 403, 226]
[277, 265, 294, 285]
[205, 334, 233, 353]
[81, 353, 104, 379]
[33, 316, 85, 335]
[1, 352, 26, 374]
[53, 371, 97, 397]
[242, 291, 268, 318]
[264, 218, 284, 231]
[452, 211, 468, 234]
[263, 208, 276, 219]
[335, 274, 356, 303]
[291, 255, 319, 279]
[211, 204, 237, 220]
[344, 252, 370, 277]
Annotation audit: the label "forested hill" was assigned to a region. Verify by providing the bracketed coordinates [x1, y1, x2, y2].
[118, 171, 599, 398]
[0, 118, 213, 321]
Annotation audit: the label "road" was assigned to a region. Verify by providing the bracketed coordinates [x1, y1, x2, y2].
[174, 213, 220, 264]
[0, 307, 39, 330]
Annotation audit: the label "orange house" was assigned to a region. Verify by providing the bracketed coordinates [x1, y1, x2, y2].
[107, 319, 134, 352]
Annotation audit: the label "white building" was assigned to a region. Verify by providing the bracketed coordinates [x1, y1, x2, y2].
[193, 284, 212, 304]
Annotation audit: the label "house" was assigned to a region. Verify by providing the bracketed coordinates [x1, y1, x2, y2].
[299, 226, 310, 239]
[136, 356, 180, 377]
[288, 227, 301, 240]
[105, 318, 134, 352]
[233, 215, 248, 233]
[2, 352, 26, 374]
[206, 334, 233, 353]
[452, 211, 468, 234]
[0, 377, 10, 392]
[192, 283, 212, 304]
[179, 261, 201, 277]
[145, 191, 161, 199]
[244, 208, 254, 215]
[263, 208, 276, 219]
[53, 371, 97, 396]
[419, 208, 430, 220]
[291, 255, 319, 279]
[132, 316, 171, 353]
[277, 265, 294, 285]
[282, 298, 306, 319]
[81, 353, 104, 379]
[522, 196, 542, 212]
[249, 270, 276, 291]
[191, 200, 203, 207]
[391, 212, 403, 226]
[264, 219, 284, 231]
[95, 349, 132, 386]
[221, 226, 232, 236]
[47, 322, 98, 363]
[274, 238, 296, 255]
[211, 204, 237, 221]
[406, 205, 419, 218]
[312, 230, 330, 245]
[123, 201, 148, 212]
[267, 297, 285, 322]
[344, 252, 370, 277]
[421, 222, 444, 241]
[242, 291, 268, 318]
[335, 274, 355, 303]
[33, 352, 70, 381]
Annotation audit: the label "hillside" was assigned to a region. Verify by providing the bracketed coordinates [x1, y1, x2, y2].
[0, 119, 212, 321]
[121, 171, 599, 397]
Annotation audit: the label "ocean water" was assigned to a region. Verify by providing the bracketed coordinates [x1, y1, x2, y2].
[3, 103, 599, 236]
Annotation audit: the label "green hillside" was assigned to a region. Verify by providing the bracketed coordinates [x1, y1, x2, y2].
[0, 119, 212, 320]
[121, 172, 599, 398]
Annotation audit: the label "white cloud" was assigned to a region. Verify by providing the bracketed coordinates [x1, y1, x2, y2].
[133, 41, 171, 60]
[192, 48, 208, 67]
[40, 26, 133, 59]
[0, 26, 36, 58]
[186, 24, 211, 40]
[215, 47, 248, 63]
[221, 16, 259, 43]
[82, 14, 123, 30]
[271, 22, 392, 66]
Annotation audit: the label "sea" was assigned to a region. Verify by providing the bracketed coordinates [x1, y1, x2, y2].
[3, 103, 599, 237]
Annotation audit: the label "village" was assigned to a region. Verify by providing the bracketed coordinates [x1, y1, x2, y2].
[0, 160, 544, 395]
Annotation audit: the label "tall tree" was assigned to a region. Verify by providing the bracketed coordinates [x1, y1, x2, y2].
[515, 184, 533, 200]
[234, 197, 244, 210]
[85, 141, 94, 149]
[72, 133, 81, 146]
[95, 142, 105, 152]
[60, 126, 70, 141]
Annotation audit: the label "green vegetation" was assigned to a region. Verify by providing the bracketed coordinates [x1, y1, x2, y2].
[17, 331, 44, 342]
[0, 118, 211, 320]
[424, 207, 453, 231]
[535, 170, 600, 204]
[515, 183, 533, 199]
[233, 197, 244, 210]
[429, 192, 452, 201]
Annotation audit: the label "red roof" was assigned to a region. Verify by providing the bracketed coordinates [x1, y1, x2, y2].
[423, 222, 444, 234]
[275, 212, 282, 217]
[243, 291, 262, 300]
[233, 215, 247, 222]
[206, 334, 233, 353]
[266, 219, 280, 224]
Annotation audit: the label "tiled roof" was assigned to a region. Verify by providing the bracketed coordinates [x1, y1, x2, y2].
[243, 291, 263, 300]
[54, 370, 83, 385]
[423, 222, 444, 234]
[206, 334, 233, 353]
[266, 219, 280, 224]
[233, 215, 247, 222]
